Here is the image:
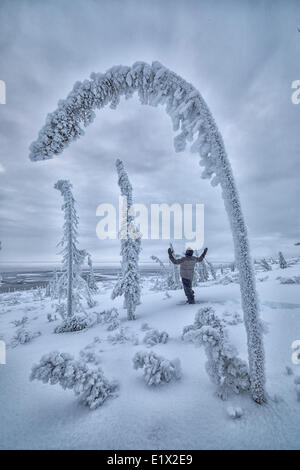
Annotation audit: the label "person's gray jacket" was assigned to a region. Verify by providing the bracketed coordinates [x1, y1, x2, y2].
[168, 249, 207, 281]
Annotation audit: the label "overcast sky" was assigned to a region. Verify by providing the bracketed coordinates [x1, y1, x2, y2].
[0, 0, 299, 266]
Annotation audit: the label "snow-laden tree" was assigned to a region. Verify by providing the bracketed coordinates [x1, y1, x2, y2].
[151, 249, 181, 291]
[205, 259, 217, 280]
[182, 307, 250, 400]
[279, 251, 288, 269]
[168, 243, 182, 289]
[111, 159, 141, 320]
[29, 61, 265, 403]
[133, 350, 181, 386]
[150, 255, 170, 291]
[87, 254, 99, 292]
[30, 351, 118, 409]
[48, 269, 60, 299]
[54, 180, 95, 331]
[194, 253, 209, 285]
[260, 258, 272, 272]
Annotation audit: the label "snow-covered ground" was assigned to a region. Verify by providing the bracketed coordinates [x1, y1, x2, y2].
[0, 264, 299, 450]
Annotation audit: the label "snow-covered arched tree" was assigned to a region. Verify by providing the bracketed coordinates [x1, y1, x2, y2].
[54, 180, 95, 331]
[29, 61, 265, 403]
[111, 159, 141, 320]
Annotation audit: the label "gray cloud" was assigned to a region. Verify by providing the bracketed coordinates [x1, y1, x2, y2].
[0, 0, 299, 265]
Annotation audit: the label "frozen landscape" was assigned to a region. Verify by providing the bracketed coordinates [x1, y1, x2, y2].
[0, 259, 299, 450]
[1, 0, 299, 453]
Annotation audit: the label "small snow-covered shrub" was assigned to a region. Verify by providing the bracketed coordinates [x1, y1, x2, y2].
[259, 259, 272, 272]
[79, 349, 101, 365]
[79, 337, 102, 365]
[216, 273, 239, 286]
[182, 306, 221, 340]
[30, 351, 118, 410]
[133, 350, 181, 386]
[227, 406, 243, 419]
[143, 329, 169, 347]
[258, 275, 269, 283]
[47, 313, 58, 322]
[11, 316, 29, 327]
[182, 307, 250, 400]
[141, 322, 151, 331]
[54, 315, 91, 333]
[98, 308, 120, 331]
[108, 327, 139, 345]
[225, 311, 243, 326]
[11, 328, 41, 347]
[278, 276, 300, 285]
[6, 294, 21, 306]
[32, 287, 45, 301]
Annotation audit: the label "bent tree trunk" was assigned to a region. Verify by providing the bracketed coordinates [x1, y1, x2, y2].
[215, 137, 265, 403]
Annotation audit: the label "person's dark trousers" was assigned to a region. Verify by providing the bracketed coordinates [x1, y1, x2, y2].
[181, 277, 195, 303]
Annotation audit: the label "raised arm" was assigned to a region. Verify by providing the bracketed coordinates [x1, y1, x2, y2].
[168, 248, 184, 265]
[195, 247, 208, 262]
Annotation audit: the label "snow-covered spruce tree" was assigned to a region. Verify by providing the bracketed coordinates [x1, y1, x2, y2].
[111, 159, 141, 320]
[29, 61, 265, 402]
[279, 251, 288, 269]
[194, 253, 209, 285]
[54, 180, 95, 332]
[87, 254, 99, 292]
[205, 259, 217, 280]
[49, 269, 60, 299]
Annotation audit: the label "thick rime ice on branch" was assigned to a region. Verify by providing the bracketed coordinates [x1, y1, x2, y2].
[30, 351, 118, 409]
[54, 180, 95, 332]
[29, 61, 265, 403]
[111, 159, 141, 320]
